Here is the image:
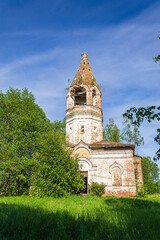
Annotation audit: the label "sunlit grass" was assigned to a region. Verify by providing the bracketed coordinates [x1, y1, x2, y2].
[147, 193, 160, 200]
[0, 195, 159, 240]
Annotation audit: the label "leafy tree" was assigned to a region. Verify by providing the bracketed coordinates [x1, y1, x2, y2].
[0, 88, 84, 197]
[141, 156, 160, 193]
[51, 118, 66, 140]
[103, 118, 123, 142]
[30, 131, 85, 197]
[122, 117, 144, 152]
[103, 118, 143, 151]
[0, 88, 50, 195]
[123, 106, 160, 160]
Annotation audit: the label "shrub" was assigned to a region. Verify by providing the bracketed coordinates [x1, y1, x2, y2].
[136, 184, 148, 198]
[90, 182, 106, 197]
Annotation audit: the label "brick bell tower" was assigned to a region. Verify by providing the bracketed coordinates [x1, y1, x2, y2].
[66, 53, 103, 145]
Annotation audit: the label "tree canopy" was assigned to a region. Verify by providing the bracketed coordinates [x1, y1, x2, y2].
[51, 118, 66, 140]
[0, 88, 50, 195]
[141, 156, 160, 193]
[122, 117, 144, 151]
[103, 117, 144, 153]
[0, 88, 84, 196]
[103, 118, 123, 142]
[123, 106, 160, 160]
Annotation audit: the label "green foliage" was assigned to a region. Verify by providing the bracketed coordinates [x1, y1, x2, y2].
[136, 184, 148, 198]
[142, 156, 160, 194]
[0, 88, 84, 197]
[155, 181, 160, 193]
[90, 182, 106, 196]
[0, 88, 50, 195]
[51, 118, 66, 140]
[65, 87, 69, 91]
[91, 77, 96, 85]
[65, 79, 71, 90]
[103, 118, 123, 142]
[30, 131, 85, 197]
[155, 55, 160, 62]
[123, 106, 160, 160]
[103, 117, 144, 150]
[122, 117, 144, 152]
[78, 74, 83, 84]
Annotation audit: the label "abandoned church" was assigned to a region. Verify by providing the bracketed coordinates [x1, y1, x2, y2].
[66, 53, 143, 197]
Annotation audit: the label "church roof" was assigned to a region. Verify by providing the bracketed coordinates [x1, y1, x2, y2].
[89, 140, 135, 150]
[70, 53, 99, 89]
[67, 140, 135, 150]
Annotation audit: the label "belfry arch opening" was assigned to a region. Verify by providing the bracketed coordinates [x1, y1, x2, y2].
[92, 89, 96, 106]
[74, 87, 86, 105]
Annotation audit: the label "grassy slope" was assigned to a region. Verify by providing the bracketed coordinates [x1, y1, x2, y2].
[0, 195, 160, 240]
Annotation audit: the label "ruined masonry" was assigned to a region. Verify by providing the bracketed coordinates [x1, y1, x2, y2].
[66, 53, 143, 197]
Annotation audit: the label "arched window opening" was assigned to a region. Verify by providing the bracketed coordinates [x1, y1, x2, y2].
[74, 87, 86, 105]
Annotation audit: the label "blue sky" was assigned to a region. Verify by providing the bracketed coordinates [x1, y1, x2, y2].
[0, 0, 160, 165]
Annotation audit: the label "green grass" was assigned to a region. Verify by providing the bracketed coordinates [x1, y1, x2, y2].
[0, 195, 160, 240]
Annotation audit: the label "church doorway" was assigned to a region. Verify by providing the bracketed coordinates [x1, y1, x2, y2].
[80, 171, 88, 194]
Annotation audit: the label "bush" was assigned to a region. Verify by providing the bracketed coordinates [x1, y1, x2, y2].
[136, 184, 148, 198]
[90, 182, 106, 197]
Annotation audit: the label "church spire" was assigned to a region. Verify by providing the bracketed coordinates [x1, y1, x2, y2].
[66, 53, 102, 110]
[66, 53, 103, 145]
[70, 53, 99, 89]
